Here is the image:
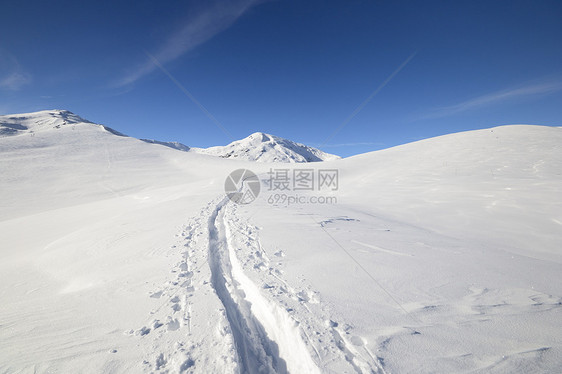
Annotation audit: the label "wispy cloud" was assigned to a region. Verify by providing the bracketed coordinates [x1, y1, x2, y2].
[0, 50, 32, 90]
[116, 0, 263, 87]
[426, 80, 562, 119]
[0, 72, 32, 90]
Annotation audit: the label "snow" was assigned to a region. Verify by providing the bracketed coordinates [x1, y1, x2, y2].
[191, 132, 341, 163]
[141, 139, 191, 152]
[0, 110, 337, 163]
[1, 110, 561, 373]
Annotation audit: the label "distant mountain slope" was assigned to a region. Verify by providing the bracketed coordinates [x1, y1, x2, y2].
[191, 132, 340, 163]
[0, 110, 339, 162]
[0, 109, 126, 137]
[141, 139, 191, 152]
[0, 110, 87, 136]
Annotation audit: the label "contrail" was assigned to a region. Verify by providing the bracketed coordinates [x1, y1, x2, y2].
[144, 50, 234, 140]
[319, 51, 417, 148]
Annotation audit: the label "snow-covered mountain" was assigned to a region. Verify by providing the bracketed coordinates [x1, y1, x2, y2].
[0, 110, 338, 162]
[0, 109, 88, 135]
[0, 109, 126, 137]
[1, 109, 561, 373]
[141, 139, 191, 152]
[191, 132, 340, 162]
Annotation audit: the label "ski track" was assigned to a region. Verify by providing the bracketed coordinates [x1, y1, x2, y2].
[208, 198, 320, 373]
[131, 196, 386, 373]
[208, 198, 286, 373]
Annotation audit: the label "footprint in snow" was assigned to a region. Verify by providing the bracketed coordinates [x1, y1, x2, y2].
[155, 353, 167, 370]
[166, 317, 180, 331]
[350, 335, 366, 346]
[136, 326, 150, 336]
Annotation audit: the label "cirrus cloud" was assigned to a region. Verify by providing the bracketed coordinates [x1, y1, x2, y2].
[0, 71, 32, 90]
[0, 50, 32, 91]
[425, 80, 562, 119]
[116, 0, 264, 87]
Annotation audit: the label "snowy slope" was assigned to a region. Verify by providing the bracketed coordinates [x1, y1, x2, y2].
[247, 125, 562, 373]
[1, 110, 561, 373]
[0, 109, 91, 136]
[142, 133, 339, 163]
[0, 110, 337, 163]
[141, 138, 191, 152]
[191, 132, 341, 163]
[0, 109, 129, 138]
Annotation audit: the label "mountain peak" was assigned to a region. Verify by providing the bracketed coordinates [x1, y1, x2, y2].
[0, 109, 88, 136]
[0, 109, 129, 138]
[193, 132, 340, 163]
[247, 132, 273, 142]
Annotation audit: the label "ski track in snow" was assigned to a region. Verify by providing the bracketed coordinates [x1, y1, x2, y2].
[209, 199, 298, 373]
[207, 199, 387, 374]
[129, 196, 386, 373]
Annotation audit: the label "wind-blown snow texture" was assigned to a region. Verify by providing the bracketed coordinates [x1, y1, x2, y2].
[1, 110, 561, 373]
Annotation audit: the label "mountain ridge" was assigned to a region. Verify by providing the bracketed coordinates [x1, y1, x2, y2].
[0, 110, 339, 163]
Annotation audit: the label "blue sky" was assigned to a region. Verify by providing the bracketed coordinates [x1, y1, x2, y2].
[1, 0, 561, 157]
